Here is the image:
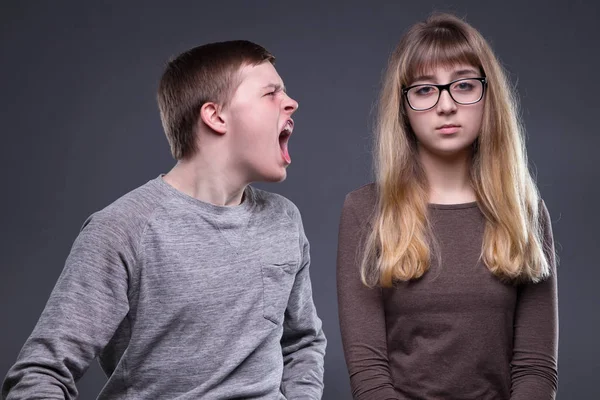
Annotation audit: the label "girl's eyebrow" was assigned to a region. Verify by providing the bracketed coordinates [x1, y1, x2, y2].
[412, 74, 435, 83]
[452, 68, 480, 78]
[412, 68, 480, 84]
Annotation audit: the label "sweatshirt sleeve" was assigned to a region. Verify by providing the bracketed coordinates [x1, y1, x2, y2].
[2, 214, 133, 400]
[336, 194, 399, 400]
[510, 200, 559, 399]
[280, 207, 326, 399]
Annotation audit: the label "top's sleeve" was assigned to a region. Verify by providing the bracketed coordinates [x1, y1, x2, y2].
[336, 194, 399, 400]
[510, 200, 559, 399]
[280, 207, 326, 399]
[2, 215, 132, 400]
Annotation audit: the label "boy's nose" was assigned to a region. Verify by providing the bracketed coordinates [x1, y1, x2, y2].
[284, 94, 299, 113]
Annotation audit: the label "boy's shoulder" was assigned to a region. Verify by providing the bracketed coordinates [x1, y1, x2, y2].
[82, 177, 172, 239]
[249, 186, 301, 222]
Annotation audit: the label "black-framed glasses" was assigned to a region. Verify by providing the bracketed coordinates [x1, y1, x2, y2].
[402, 77, 487, 111]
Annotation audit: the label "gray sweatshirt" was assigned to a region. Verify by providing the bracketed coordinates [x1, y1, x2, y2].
[2, 176, 326, 399]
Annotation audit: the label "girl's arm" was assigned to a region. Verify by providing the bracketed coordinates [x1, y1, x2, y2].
[337, 193, 400, 400]
[511, 200, 559, 399]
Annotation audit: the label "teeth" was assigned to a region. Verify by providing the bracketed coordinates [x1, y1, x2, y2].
[282, 121, 293, 134]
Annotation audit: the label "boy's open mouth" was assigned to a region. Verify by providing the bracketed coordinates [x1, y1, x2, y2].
[279, 120, 293, 164]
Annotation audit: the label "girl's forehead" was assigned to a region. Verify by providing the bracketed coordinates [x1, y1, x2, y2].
[407, 61, 480, 83]
[403, 39, 482, 83]
[417, 62, 478, 76]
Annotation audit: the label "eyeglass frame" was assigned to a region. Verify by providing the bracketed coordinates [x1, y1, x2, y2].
[402, 77, 488, 111]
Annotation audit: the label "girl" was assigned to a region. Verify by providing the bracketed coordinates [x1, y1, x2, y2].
[336, 13, 558, 400]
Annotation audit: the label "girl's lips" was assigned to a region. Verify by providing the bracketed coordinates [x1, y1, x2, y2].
[436, 124, 460, 134]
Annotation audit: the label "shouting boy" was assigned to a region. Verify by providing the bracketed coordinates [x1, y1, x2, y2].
[3, 40, 326, 399]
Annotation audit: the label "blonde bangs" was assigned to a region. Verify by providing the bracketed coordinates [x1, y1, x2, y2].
[401, 26, 483, 86]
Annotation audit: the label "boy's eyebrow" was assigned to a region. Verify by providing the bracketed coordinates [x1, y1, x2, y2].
[263, 83, 286, 93]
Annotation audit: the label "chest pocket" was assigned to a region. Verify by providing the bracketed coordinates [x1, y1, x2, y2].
[259, 229, 300, 326]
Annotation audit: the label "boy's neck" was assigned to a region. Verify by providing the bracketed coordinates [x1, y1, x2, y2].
[162, 156, 247, 207]
[418, 146, 476, 205]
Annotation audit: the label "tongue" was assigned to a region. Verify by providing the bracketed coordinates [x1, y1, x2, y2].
[281, 142, 291, 164]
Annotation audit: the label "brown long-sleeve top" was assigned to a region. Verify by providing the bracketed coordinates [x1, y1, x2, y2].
[336, 183, 558, 400]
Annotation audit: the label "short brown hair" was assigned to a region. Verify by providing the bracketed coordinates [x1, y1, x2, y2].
[157, 40, 275, 160]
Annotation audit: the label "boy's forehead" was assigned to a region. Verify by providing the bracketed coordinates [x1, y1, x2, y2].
[238, 62, 283, 87]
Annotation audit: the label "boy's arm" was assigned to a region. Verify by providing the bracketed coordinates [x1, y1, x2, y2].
[280, 209, 326, 399]
[2, 215, 132, 400]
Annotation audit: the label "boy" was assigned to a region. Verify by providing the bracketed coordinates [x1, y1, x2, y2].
[2, 40, 326, 399]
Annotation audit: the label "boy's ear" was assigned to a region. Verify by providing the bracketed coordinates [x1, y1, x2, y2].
[199, 102, 227, 135]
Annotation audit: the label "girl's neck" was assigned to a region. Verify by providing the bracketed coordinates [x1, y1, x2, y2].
[418, 146, 476, 205]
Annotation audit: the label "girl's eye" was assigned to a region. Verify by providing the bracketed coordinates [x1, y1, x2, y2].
[454, 82, 475, 91]
[414, 86, 436, 96]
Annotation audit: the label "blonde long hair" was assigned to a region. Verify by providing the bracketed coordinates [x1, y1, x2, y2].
[361, 13, 550, 287]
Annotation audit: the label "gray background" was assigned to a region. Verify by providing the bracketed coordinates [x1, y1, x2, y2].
[1, 1, 598, 399]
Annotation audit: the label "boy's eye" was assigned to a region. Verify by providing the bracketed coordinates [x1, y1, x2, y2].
[265, 91, 276, 96]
